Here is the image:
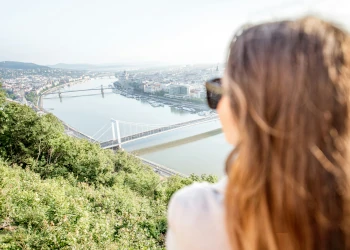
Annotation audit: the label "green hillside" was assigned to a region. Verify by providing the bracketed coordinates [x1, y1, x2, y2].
[0, 61, 49, 70]
[0, 87, 216, 249]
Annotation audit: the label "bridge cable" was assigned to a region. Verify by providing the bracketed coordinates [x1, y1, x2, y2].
[95, 126, 112, 142]
[118, 120, 169, 127]
[91, 123, 110, 138]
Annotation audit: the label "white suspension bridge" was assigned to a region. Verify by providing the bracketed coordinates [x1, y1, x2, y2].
[65, 115, 219, 149]
[63, 115, 219, 177]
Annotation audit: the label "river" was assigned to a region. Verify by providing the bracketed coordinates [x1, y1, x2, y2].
[43, 78, 232, 177]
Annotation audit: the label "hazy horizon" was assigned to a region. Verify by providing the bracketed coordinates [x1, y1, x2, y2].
[1, 0, 349, 65]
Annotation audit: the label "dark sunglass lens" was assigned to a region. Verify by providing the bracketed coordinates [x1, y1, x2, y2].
[207, 90, 221, 109]
[206, 78, 222, 109]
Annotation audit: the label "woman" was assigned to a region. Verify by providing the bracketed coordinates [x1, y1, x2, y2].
[166, 17, 350, 250]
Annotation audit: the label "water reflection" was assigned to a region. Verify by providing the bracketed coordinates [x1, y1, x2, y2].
[140, 99, 149, 105]
[133, 128, 222, 155]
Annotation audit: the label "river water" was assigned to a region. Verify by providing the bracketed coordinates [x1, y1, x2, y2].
[43, 78, 232, 177]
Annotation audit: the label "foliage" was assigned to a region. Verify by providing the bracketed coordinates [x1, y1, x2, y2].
[25, 91, 38, 104]
[0, 163, 161, 249]
[0, 98, 218, 249]
[0, 83, 6, 103]
[0, 102, 116, 186]
[5, 89, 16, 100]
[153, 90, 166, 96]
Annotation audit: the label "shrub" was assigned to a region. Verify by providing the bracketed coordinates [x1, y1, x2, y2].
[0, 97, 219, 248]
[0, 102, 116, 186]
[0, 163, 166, 249]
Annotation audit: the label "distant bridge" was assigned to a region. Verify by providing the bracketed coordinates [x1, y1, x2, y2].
[64, 123, 97, 143]
[43, 85, 115, 101]
[59, 114, 219, 149]
[58, 115, 219, 177]
[136, 156, 187, 178]
[49, 86, 114, 95]
[100, 115, 219, 149]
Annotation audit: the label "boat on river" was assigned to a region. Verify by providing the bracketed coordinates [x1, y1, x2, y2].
[182, 107, 195, 112]
[150, 102, 163, 107]
[197, 111, 211, 116]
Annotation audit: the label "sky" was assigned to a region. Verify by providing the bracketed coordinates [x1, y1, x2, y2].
[0, 0, 349, 65]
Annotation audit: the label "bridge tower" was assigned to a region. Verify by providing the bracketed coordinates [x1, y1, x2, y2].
[111, 119, 122, 149]
[101, 85, 104, 98]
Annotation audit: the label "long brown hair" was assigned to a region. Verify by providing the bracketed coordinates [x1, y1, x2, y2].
[225, 17, 350, 250]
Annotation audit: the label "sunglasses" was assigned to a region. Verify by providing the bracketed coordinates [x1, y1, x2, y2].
[205, 78, 222, 109]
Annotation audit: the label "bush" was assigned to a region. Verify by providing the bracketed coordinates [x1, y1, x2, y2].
[0, 102, 116, 186]
[0, 96, 218, 248]
[0, 159, 216, 249]
[0, 162, 169, 249]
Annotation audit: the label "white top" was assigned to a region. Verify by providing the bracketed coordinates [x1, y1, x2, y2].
[166, 177, 231, 250]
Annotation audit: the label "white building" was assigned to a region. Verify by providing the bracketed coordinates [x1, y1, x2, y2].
[169, 84, 191, 96]
[144, 83, 162, 93]
[161, 83, 172, 93]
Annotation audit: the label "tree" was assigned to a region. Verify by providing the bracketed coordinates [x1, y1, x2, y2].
[0, 82, 6, 104]
[0, 101, 116, 186]
[154, 90, 166, 96]
[0, 98, 219, 249]
[25, 91, 38, 103]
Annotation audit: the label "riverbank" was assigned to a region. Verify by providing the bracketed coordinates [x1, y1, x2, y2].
[116, 88, 210, 112]
[37, 78, 190, 177]
[37, 79, 89, 109]
[42, 78, 230, 177]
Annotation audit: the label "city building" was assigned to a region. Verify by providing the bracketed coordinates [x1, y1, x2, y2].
[144, 83, 162, 93]
[169, 84, 191, 96]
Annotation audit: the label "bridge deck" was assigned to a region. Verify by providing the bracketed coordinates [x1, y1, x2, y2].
[62, 122, 97, 143]
[136, 156, 187, 178]
[100, 115, 218, 149]
[49, 87, 115, 94]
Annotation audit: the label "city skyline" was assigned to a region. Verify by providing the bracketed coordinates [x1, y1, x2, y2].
[1, 0, 349, 65]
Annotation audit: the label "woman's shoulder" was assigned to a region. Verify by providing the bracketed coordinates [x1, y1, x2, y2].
[168, 177, 227, 217]
[166, 177, 230, 250]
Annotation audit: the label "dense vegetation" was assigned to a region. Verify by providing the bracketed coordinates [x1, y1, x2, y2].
[5, 90, 16, 100]
[0, 87, 217, 249]
[25, 91, 38, 104]
[0, 84, 16, 100]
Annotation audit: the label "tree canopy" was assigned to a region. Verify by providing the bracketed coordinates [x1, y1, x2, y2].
[0, 95, 217, 249]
